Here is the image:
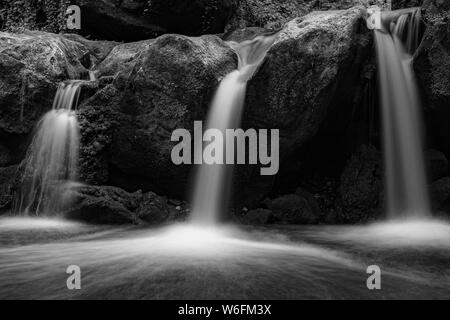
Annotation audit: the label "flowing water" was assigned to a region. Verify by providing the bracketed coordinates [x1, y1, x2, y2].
[0, 218, 448, 299]
[191, 34, 278, 225]
[375, 8, 429, 219]
[14, 81, 82, 215]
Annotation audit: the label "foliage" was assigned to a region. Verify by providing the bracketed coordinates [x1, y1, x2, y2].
[0, 0, 70, 33]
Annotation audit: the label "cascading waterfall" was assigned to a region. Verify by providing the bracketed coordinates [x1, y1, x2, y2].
[374, 8, 429, 219]
[190, 34, 278, 225]
[14, 81, 82, 215]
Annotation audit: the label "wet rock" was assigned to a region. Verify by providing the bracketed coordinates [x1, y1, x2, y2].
[337, 145, 383, 223]
[264, 192, 320, 224]
[136, 192, 171, 224]
[425, 149, 448, 181]
[66, 185, 141, 224]
[238, 7, 372, 205]
[430, 177, 450, 212]
[66, 185, 179, 225]
[0, 143, 11, 167]
[0, 31, 115, 136]
[414, 0, 450, 158]
[82, 34, 236, 198]
[242, 208, 273, 225]
[0, 165, 18, 213]
[147, 0, 239, 36]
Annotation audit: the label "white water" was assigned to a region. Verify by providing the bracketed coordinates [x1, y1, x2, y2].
[191, 34, 279, 225]
[375, 8, 429, 219]
[15, 82, 82, 215]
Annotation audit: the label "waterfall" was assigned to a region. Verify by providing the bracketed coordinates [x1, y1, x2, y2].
[14, 81, 82, 215]
[374, 8, 429, 219]
[190, 34, 278, 225]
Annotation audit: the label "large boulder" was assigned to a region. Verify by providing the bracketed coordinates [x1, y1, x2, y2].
[78, 7, 371, 205]
[0, 31, 115, 137]
[430, 177, 450, 215]
[80, 34, 237, 197]
[425, 149, 448, 182]
[414, 0, 450, 158]
[237, 7, 372, 205]
[337, 145, 383, 223]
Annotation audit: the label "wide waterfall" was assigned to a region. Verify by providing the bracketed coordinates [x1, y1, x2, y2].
[374, 8, 429, 219]
[14, 81, 82, 215]
[190, 34, 278, 225]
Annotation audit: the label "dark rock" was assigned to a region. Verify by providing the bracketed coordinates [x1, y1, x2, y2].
[242, 208, 273, 225]
[0, 165, 18, 213]
[238, 7, 372, 205]
[147, 0, 239, 36]
[66, 184, 179, 225]
[136, 192, 171, 224]
[0, 143, 11, 167]
[337, 145, 383, 223]
[425, 149, 448, 181]
[66, 185, 141, 224]
[82, 34, 237, 198]
[414, 0, 450, 158]
[264, 193, 320, 224]
[430, 177, 450, 212]
[0, 31, 115, 136]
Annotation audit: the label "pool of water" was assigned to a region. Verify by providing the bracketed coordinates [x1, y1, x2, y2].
[0, 217, 448, 300]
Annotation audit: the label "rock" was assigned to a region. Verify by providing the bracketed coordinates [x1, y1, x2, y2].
[225, 0, 366, 33]
[0, 31, 115, 136]
[81, 34, 237, 197]
[425, 149, 448, 181]
[147, 0, 239, 36]
[238, 7, 372, 205]
[0, 0, 239, 41]
[430, 177, 450, 212]
[66, 185, 141, 224]
[136, 192, 171, 224]
[0, 143, 11, 167]
[264, 193, 320, 224]
[414, 1, 450, 158]
[65, 184, 179, 225]
[0, 165, 18, 213]
[242, 208, 273, 225]
[337, 145, 382, 223]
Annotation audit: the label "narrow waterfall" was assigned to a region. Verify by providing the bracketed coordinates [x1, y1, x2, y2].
[14, 81, 82, 215]
[190, 34, 278, 225]
[374, 8, 429, 219]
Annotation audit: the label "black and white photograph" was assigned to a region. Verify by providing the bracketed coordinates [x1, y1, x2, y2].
[0, 0, 449, 304]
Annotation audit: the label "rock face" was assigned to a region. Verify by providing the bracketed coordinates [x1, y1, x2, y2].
[430, 177, 450, 214]
[337, 145, 383, 223]
[415, 0, 450, 159]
